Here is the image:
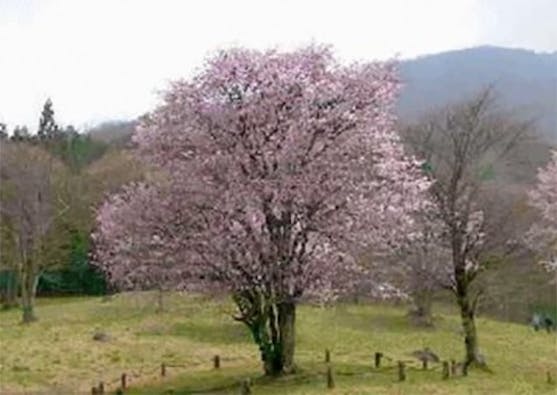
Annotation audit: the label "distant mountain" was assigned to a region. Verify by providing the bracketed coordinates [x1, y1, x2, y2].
[90, 47, 556, 144]
[87, 120, 136, 146]
[398, 46, 557, 139]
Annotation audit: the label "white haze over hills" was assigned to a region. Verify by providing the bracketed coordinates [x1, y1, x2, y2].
[399, 46, 557, 140]
[87, 46, 557, 145]
[0, 0, 555, 131]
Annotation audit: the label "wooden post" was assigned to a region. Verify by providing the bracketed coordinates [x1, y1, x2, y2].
[92, 387, 98, 395]
[442, 361, 450, 380]
[326, 366, 335, 389]
[325, 349, 331, 363]
[450, 359, 457, 376]
[397, 361, 406, 382]
[462, 362, 468, 377]
[121, 373, 127, 390]
[161, 362, 166, 377]
[422, 359, 428, 370]
[214, 355, 220, 369]
[98, 382, 104, 394]
[240, 378, 251, 395]
[374, 352, 383, 368]
[547, 371, 554, 385]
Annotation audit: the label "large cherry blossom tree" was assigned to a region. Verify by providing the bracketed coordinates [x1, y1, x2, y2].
[527, 150, 557, 273]
[93, 46, 429, 375]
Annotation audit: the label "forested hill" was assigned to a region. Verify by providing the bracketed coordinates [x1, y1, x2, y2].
[398, 46, 557, 140]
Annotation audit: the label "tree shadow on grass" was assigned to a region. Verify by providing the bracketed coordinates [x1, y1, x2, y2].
[133, 362, 418, 394]
[167, 321, 252, 345]
[328, 307, 436, 335]
[160, 370, 319, 395]
[173, 364, 402, 394]
[137, 369, 260, 394]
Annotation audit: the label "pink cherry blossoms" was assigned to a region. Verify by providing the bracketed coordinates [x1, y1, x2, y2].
[112, 46, 428, 298]
[527, 150, 557, 272]
[92, 45, 430, 374]
[92, 181, 193, 291]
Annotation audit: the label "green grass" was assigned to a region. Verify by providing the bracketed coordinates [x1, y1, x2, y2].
[0, 292, 555, 394]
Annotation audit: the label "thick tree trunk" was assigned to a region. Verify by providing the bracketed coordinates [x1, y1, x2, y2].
[277, 301, 296, 374]
[454, 256, 482, 368]
[257, 302, 296, 376]
[235, 291, 297, 376]
[458, 298, 480, 367]
[248, 303, 297, 376]
[256, 320, 279, 376]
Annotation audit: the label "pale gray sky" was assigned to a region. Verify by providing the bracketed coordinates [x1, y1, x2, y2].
[0, 0, 555, 130]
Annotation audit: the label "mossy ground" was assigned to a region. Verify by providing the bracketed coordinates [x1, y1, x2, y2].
[0, 292, 555, 394]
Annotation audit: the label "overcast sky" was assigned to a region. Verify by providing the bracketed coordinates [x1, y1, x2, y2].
[1, 0, 555, 130]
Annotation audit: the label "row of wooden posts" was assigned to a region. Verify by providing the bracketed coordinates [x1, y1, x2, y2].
[375, 351, 468, 379]
[325, 350, 466, 390]
[91, 350, 468, 394]
[91, 355, 225, 394]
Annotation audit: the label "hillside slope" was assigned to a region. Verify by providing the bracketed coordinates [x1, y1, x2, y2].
[0, 293, 555, 394]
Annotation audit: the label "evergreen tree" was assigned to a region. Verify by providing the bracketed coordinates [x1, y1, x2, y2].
[37, 98, 59, 141]
[0, 123, 7, 140]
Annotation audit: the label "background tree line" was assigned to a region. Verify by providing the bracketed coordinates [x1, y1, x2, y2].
[0, 99, 141, 319]
[0, 89, 554, 330]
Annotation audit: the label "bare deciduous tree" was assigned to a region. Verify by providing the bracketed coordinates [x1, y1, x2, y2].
[403, 88, 532, 368]
[0, 141, 69, 322]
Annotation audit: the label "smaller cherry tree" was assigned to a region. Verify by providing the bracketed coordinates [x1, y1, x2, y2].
[92, 181, 192, 310]
[364, 190, 453, 326]
[393, 207, 452, 325]
[527, 150, 557, 274]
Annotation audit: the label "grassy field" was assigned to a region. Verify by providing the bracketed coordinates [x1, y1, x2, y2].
[0, 292, 555, 394]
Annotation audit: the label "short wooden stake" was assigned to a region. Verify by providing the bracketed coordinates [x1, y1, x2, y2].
[161, 362, 166, 377]
[240, 378, 252, 395]
[326, 366, 335, 389]
[91, 386, 98, 395]
[325, 349, 331, 363]
[422, 359, 428, 370]
[442, 361, 450, 380]
[98, 382, 104, 394]
[374, 352, 383, 368]
[397, 361, 406, 381]
[450, 359, 457, 376]
[214, 355, 220, 369]
[547, 371, 554, 385]
[462, 362, 468, 377]
[121, 373, 127, 390]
